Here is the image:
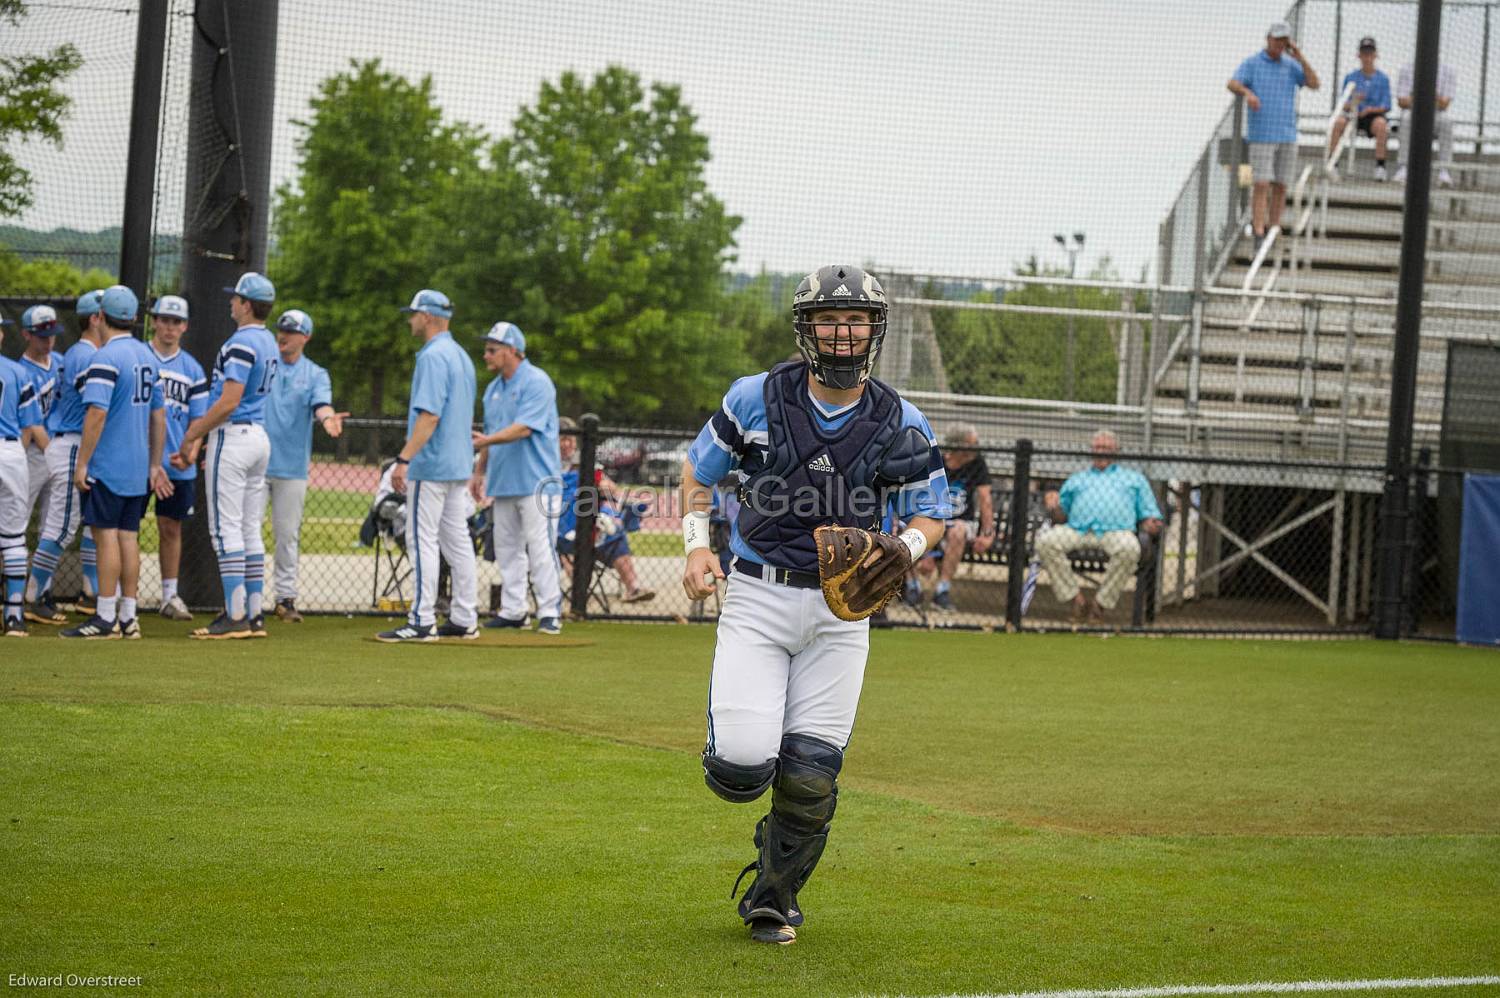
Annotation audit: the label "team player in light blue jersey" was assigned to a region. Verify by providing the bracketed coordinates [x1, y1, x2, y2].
[1, 316, 48, 636]
[17, 305, 63, 531]
[173, 272, 280, 640]
[680, 266, 950, 946]
[26, 289, 106, 624]
[146, 295, 207, 622]
[470, 322, 564, 634]
[377, 289, 479, 642]
[60, 286, 170, 640]
[264, 308, 345, 623]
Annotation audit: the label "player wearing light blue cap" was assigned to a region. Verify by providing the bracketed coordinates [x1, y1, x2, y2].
[470, 321, 564, 634]
[60, 285, 171, 640]
[173, 271, 280, 639]
[1, 315, 48, 635]
[16, 305, 62, 542]
[146, 294, 207, 622]
[264, 307, 346, 623]
[377, 289, 479, 642]
[26, 289, 106, 624]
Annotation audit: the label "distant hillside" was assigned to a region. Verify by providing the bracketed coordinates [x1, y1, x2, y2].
[0, 225, 180, 280]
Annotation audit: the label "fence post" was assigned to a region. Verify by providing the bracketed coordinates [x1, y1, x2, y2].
[1404, 447, 1433, 634]
[569, 414, 601, 619]
[1005, 439, 1033, 632]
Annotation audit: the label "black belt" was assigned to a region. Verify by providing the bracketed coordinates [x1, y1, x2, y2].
[2, 436, 16, 442]
[230, 419, 254, 425]
[733, 559, 819, 590]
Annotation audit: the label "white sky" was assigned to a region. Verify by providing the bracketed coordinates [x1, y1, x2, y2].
[4, 0, 1489, 280]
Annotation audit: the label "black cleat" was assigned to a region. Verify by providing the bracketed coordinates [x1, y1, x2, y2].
[247, 615, 268, 638]
[190, 612, 252, 640]
[60, 615, 118, 640]
[749, 918, 796, 945]
[25, 596, 68, 626]
[483, 615, 527, 629]
[274, 599, 302, 623]
[435, 620, 479, 640]
[537, 617, 562, 636]
[4, 615, 28, 638]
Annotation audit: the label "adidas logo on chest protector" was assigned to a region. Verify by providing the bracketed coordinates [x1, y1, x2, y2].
[807, 453, 836, 473]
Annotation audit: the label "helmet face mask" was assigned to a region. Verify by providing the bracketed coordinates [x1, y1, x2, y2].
[792, 265, 888, 390]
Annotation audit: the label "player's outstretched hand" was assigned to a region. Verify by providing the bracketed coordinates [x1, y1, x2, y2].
[149, 466, 174, 500]
[682, 547, 724, 600]
[169, 450, 190, 472]
[391, 462, 407, 495]
[323, 411, 350, 439]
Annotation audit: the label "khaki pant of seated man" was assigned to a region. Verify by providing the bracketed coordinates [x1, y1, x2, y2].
[1035, 525, 1141, 610]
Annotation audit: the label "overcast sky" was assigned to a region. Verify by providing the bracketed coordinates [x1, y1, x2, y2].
[4, 0, 1483, 281]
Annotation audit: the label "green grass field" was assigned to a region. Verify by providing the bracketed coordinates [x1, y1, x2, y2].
[2, 622, 1497, 996]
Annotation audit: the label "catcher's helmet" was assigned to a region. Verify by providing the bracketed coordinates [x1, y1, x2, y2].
[792, 265, 888, 390]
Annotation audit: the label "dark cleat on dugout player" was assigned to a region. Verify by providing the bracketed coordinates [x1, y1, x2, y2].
[24, 596, 68, 626]
[190, 611, 253, 640]
[60, 614, 119, 640]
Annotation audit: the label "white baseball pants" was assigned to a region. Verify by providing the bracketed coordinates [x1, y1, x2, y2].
[39, 434, 85, 546]
[490, 493, 562, 622]
[204, 424, 270, 557]
[706, 568, 870, 767]
[267, 477, 309, 601]
[0, 440, 28, 584]
[25, 443, 48, 522]
[406, 479, 477, 628]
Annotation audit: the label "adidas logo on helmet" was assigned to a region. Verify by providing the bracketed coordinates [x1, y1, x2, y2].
[831, 284, 852, 297]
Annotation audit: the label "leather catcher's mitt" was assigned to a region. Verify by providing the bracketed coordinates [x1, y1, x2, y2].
[815, 524, 913, 622]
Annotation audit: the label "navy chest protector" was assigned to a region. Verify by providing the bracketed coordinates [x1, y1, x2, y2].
[737, 362, 931, 574]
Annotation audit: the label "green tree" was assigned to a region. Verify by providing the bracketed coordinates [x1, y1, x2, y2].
[932, 257, 1126, 403]
[0, 0, 82, 218]
[0, 246, 112, 296]
[271, 60, 483, 422]
[442, 66, 743, 423]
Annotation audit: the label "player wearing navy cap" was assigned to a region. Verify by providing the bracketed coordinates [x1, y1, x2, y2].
[377, 289, 479, 642]
[26, 289, 106, 624]
[264, 308, 346, 623]
[681, 265, 950, 945]
[173, 271, 280, 639]
[60, 286, 171, 639]
[470, 321, 564, 634]
[16, 306, 62, 544]
[1, 316, 48, 635]
[147, 295, 207, 621]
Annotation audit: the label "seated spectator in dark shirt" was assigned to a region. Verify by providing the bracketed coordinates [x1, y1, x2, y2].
[556, 418, 654, 603]
[902, 424, 995, 612]
[1037, 429, 1163, 621]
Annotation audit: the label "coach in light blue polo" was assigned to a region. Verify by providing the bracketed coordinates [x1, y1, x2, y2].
[473, 321, 564, 632]
[376, 288, 479, 642]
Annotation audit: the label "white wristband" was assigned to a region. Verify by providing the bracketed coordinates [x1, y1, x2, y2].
[684, 511, 711, 554]
[898, 526, 927, 562]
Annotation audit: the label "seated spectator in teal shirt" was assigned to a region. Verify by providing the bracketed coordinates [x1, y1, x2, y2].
[1036, 430, 1164, 622]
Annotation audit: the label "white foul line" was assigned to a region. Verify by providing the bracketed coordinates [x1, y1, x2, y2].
[933, 975, 1500, 998]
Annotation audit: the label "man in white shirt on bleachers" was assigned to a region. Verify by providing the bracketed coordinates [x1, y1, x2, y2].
[1394, 60, 1456, 188]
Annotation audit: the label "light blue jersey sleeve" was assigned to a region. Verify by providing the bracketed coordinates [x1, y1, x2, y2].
[1233, 54, 1256, 87]
[220, 336, 257, 386]
[688, 373, 768, 487]
[1057, 469, 1084, 514]
[16, 377, 41, 429]
[893, 400, 951, 521]
[312, 365, 332, 410]
[81, 354, 121, 410]
[516, 372, 555, 431]
[188, 361, 209, 422]
[410, 350, 441, 415]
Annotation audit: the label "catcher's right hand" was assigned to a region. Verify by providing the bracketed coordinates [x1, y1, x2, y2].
[815, 524, 912, 622]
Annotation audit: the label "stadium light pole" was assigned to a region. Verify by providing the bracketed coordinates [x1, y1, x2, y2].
[1055, 232, 1085, 401]
[1375, 0, 1442, 639]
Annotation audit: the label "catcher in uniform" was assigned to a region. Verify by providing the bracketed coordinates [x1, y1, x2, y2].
[680, 265, 951, 945]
